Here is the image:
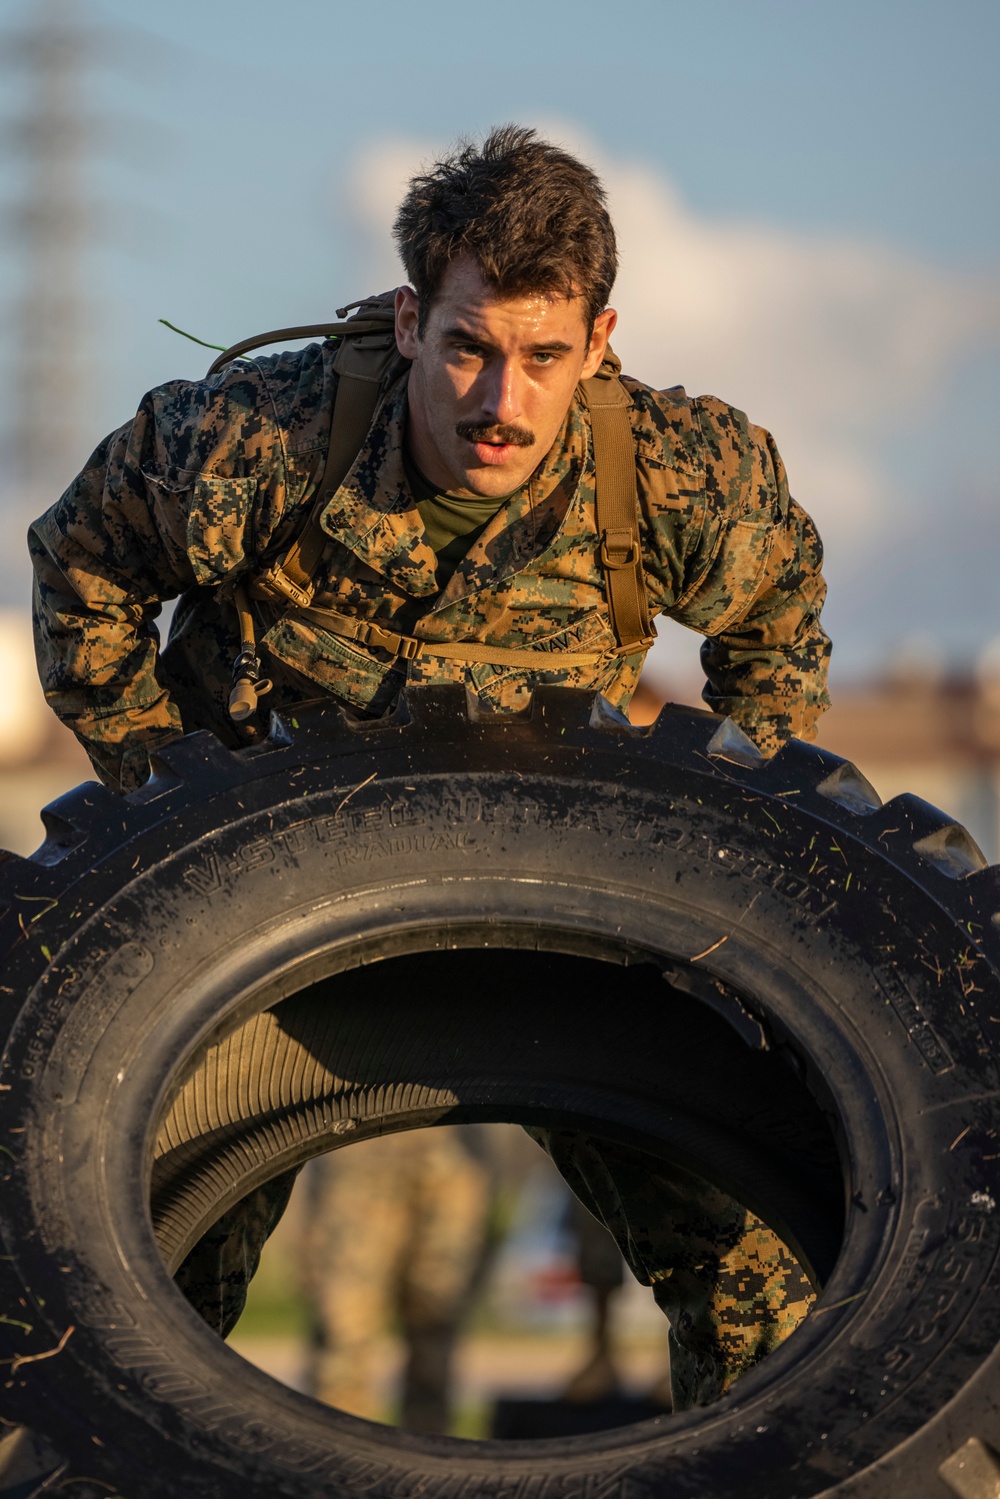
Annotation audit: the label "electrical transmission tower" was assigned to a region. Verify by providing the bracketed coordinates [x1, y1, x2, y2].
[2, 0, 93, 511]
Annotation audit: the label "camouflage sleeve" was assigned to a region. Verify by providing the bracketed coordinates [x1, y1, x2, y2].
[668, 397, 831, 756]
[28, 360, 291, 793]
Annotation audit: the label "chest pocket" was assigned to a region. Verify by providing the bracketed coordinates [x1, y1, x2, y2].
[185, 474, 257, 584]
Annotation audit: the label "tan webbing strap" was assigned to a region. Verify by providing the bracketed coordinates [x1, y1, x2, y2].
[256, 335, 399, 607]
[217, 295, 402, 610]
[579, 369, 655, 654]
[323, 334, 398, 495]
[298, 604, 610, 669]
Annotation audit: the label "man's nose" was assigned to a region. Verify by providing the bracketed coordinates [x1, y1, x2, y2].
[480, 358, 524, 424]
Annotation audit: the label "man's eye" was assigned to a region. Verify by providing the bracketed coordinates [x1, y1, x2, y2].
[455, 343, 483, 358]
[532, 351, 557, 365]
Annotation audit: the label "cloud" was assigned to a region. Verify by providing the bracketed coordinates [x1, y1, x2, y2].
[602, 158, 1000, 555]
[345, 129, 1000, 565]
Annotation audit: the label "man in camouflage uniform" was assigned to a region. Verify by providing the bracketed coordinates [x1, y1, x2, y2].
[30, 126, 829, 1411]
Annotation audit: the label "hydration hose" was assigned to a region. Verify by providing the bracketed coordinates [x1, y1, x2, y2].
[227, 583, 273, 722]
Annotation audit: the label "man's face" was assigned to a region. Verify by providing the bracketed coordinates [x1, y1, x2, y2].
[395, 258, 617, 499]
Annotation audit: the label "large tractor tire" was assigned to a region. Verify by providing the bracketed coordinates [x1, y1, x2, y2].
[1, 686, 1000, 1499]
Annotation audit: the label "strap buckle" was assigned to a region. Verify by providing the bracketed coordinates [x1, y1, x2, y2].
[394, 635, 423, 661]
[599, 528, 640, 570]
[357, 620, 423, 660]
[251, 565, 315, 610]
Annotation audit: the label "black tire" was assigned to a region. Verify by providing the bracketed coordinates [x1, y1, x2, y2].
[2, 685, 1000, 1499]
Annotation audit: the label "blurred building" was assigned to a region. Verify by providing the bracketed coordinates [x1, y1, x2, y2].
[632, 650, 1000, 864]
[815, 665, 1000, 863]
[0, 608, 91, 857]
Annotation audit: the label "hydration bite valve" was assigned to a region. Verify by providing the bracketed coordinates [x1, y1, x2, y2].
[228, 649, 272, 722]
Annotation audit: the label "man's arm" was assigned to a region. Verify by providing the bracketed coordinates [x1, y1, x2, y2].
[29, 361, 292, 793]
[657, 394, 831, 756]
[694, 494, 830, 756]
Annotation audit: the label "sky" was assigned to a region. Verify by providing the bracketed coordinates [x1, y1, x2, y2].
[0, 0, 997, 687]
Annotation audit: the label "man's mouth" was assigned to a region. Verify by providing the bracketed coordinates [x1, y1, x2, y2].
[472, 439, 518, 466]
[456, 421, 535, 467]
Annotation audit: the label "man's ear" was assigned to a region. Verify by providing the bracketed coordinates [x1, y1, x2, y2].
[395, 285, 421, 359]
[580, 307, 618, 379]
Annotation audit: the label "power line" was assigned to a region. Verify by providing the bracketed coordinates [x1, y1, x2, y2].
[3, 0, 93, 506]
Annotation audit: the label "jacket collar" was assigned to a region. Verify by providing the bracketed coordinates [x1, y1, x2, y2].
[318, 374, 440, 598]
[428, 399, 590, 615]
[318, 370, 592, 601]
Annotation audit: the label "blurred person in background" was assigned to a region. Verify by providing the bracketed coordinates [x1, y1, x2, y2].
[562, 1194, 627, 1404]
[302, 1128, 494, 1434]
[562, 1195, 671, 1411]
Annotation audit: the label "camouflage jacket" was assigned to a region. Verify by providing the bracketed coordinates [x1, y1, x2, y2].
[30, 340, 831, 792]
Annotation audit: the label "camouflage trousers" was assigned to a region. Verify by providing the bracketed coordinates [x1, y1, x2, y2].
[300, 1129, 493, 1432]
[536, 1131, 816, 1409]
[173, 1171, 298, 1339]
[175, 1134, 814, 1414]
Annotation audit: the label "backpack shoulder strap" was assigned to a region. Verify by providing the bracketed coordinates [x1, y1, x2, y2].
[207, 292, 404, 609]
[579, 359, 655, 654]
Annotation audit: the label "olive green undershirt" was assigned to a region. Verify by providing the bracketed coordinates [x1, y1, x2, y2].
[404, 449, 522, 588]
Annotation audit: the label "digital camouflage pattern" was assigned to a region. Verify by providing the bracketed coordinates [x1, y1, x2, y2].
[30, 339, 830, 793]
[538, 1131, 816, 1409]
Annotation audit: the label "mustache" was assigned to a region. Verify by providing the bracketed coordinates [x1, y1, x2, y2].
[456, 420, 536, 449]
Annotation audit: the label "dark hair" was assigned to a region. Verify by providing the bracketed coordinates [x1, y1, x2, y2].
[393, 125, 617, 335]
